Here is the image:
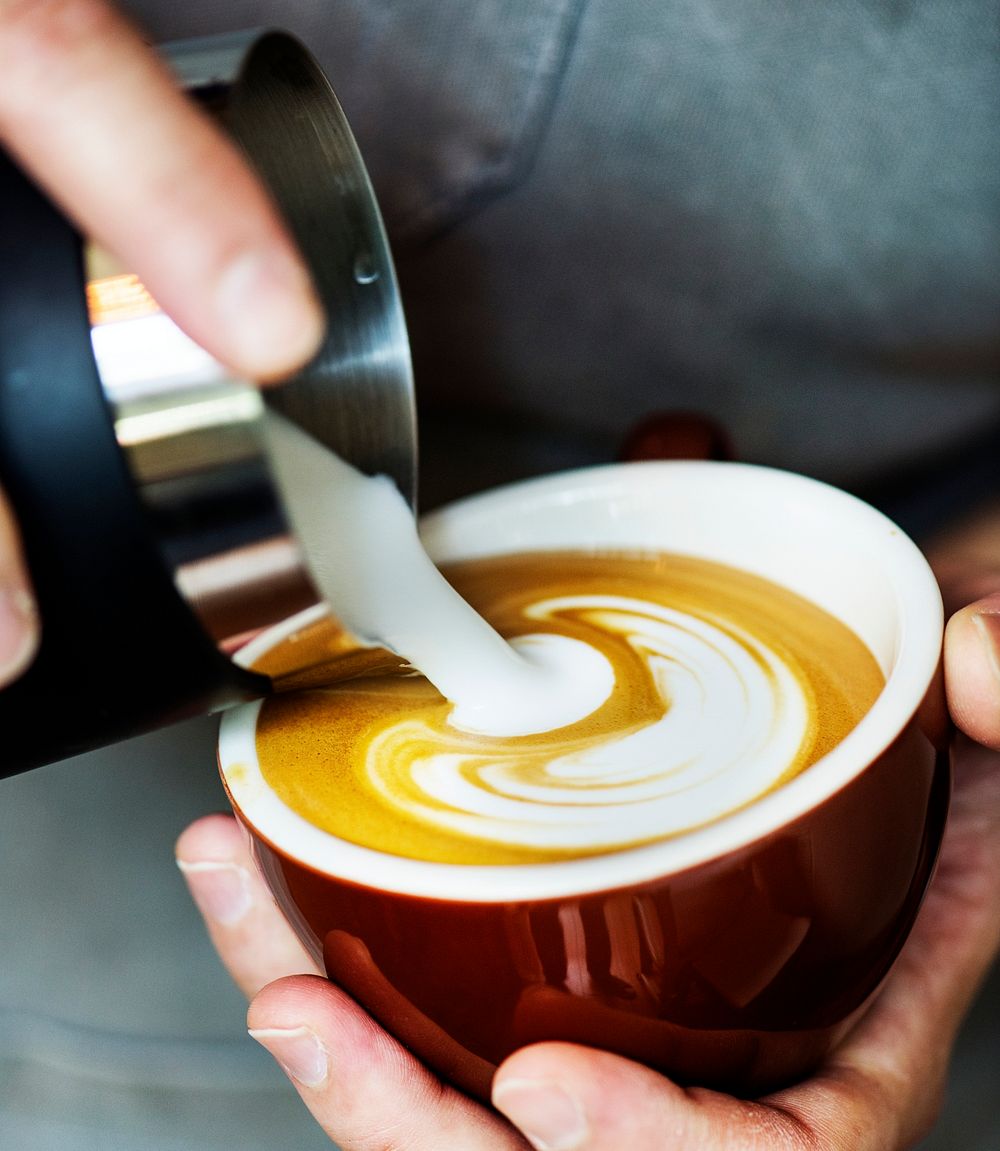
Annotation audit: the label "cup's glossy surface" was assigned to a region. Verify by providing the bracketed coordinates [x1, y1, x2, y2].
[219, 462, 948, 1099]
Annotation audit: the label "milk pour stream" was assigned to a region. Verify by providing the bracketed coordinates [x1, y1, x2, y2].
[262, 411, 614, 736]
[257, 414, 841, 854]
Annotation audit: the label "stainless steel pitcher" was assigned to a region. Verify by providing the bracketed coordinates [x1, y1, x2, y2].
[0, 30, 416, 774]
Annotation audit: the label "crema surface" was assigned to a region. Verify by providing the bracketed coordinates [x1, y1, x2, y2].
[255, 553, 884, 864]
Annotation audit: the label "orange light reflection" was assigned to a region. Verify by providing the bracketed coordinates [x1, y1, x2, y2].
[86, 274, 161, 325]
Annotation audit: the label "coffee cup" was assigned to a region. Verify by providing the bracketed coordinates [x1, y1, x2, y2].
[218, 461, 947, 1100]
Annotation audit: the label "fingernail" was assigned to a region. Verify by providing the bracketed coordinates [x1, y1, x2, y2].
[176, 860, 253, 925]
[215, 246, 325, 378]
[493, 1079, 588, 1151]
[0, 585, 38, 684]
[972, 610, 1000, 682]
[249, 1025, 329, 1088]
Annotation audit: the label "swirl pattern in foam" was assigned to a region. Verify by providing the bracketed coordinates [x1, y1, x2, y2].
[255, 551, 884, 865]
[369, 597, 809, 850]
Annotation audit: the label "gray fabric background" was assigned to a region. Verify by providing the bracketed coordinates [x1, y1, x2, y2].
[2, 2, 998, 1147]
[126, 0, 1000, 497]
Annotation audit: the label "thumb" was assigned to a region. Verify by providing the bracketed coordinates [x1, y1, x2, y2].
[493, 1043, 797, 1151]
[0, 486, 38, 687]
[944, 591, 1000, 750]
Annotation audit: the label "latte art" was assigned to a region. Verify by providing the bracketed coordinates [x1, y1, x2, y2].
[256, 552, 884, 864]
[369, 597, 810, 851]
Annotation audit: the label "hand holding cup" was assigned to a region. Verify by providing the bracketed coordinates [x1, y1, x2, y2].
[213, 462, 955, 1102]
[182, 467, 1000, 1150]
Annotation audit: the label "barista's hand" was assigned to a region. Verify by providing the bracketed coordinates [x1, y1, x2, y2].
[0, 0, 324, 380]
[179, 555, 1000, 1151]
[0, 0, 328, 687]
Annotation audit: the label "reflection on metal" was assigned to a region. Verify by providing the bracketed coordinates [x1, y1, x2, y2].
[84, 31, 417, 683]
[113, 387, 263, 485]
[114, 390, 262, 450]
[86, 272, 159, 325]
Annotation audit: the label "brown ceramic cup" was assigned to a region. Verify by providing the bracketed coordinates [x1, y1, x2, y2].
[218, 462, 948, 1101]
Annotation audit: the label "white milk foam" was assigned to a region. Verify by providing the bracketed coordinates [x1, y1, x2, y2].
[364, 597, 811, 851]
[262, 412, 614, 736]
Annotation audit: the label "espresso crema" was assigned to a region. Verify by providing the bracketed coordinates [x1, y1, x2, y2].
[254, 552, 884, 865]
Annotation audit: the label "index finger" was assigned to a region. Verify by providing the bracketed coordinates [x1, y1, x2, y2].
[0, 0, 325, 380]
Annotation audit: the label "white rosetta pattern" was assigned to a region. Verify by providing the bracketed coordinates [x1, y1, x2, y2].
[364, 596, 812, 852]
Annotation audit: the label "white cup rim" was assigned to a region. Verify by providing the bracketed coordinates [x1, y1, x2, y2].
[219, 461, 943, 902]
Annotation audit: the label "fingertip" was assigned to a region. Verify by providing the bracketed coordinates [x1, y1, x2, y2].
[248, 975, 339, 1088]
[248, 1022, 330, 1089]
[211, 243, 326, 383]
[492, 1076, 589, 1151]
[249, 974, 397, 1061]
[495, 1043, 688, 1149]
[945, 594, 1000, 749]
[175, 815, 256, 928]
[495, 1041, 596, 1089]
[496, 1041, 679, 1097]
[247, 975, 387, 1079]
[494, 1045, 594, 1151]
[174, 812, 243, 863]
[248, 973, 335, 1028]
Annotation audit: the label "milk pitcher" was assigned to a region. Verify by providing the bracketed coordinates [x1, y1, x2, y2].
[0, 30, 415, 775]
